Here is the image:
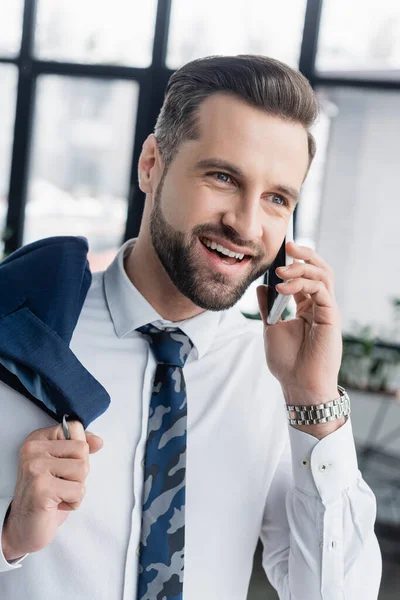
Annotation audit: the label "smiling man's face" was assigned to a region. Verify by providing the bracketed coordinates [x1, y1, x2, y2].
[144, 93, 309, 311]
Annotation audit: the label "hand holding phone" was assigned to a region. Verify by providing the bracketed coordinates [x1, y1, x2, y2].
[266, 215, 294, 325]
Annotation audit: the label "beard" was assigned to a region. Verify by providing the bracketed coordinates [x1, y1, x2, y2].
[149, 175, 273, 311]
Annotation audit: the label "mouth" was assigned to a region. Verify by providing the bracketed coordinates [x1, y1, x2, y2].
[198, 236, 252, 274]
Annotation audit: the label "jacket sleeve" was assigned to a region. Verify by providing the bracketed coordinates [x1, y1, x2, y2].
[259, 419, 382, 599]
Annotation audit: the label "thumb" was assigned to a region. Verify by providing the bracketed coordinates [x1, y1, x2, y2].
[256, 284, 269, 329]
[85, 431, 104, 454]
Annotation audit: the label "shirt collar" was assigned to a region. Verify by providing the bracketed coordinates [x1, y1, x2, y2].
[103, 239, 221, 359]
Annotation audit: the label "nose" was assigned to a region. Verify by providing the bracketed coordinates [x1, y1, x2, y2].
[221, 193, 263, 242]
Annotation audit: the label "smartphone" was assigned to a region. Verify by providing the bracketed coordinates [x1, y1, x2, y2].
[266, 215, 294, 325]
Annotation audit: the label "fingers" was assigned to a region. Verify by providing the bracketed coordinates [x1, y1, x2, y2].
[20, 439, 89, 461]
[6, 423, 102, 557]
[25, 420, 86, 443]
[276, 277, 332, 308]
[23, 456, 89, 483]
[276, 261, 334, 297]
[286, 242, 333, 274]
[24, 422, 103, 454]
[85, 432, 104, 454]
[59, 420, 87, 442]
[50, 458, 89, 482]
[47, 477, 86, 511]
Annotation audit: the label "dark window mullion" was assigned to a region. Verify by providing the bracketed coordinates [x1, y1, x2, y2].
[0, 57, 18, 66]
[298, 0, 324, 86]
[31, 59, 148, 83]
[4, 0, 38, 255]
[313, 75, 400, 91]
[124, 0, 174, 241]
[295, 0, 324, 242]
[151, 0, 173, 68]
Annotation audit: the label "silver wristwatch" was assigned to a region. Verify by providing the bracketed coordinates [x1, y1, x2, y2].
[286, 386, 351, 426]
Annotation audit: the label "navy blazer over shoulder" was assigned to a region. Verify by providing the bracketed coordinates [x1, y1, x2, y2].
[0, 236, 110, 429]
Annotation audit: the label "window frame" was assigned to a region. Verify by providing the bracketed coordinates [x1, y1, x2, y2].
[1, 0, 400, 256]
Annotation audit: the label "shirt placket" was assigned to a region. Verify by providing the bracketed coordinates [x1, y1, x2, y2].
[122, 344, 156, 600]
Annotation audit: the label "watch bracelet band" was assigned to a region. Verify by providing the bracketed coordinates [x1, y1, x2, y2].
[286, 386, 351, 425]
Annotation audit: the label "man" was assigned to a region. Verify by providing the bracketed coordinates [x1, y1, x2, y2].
[0, 55, 381, 599]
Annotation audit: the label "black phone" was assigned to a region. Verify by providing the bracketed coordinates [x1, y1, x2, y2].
[266, 215, 294, 325]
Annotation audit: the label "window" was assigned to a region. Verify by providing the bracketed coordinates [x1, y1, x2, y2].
[0, 1, 24, 57]
[0, 65, 18, 257]
[35, 0, 158, 67]
[317, 0, 400, 76]
[315, 87, 400, 342]
[167, 0, 307, 69]
[295, 97, 334, 249]
[25, 75, 138, 265]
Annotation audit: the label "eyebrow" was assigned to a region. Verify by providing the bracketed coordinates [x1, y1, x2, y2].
[193, 158, 300, 204]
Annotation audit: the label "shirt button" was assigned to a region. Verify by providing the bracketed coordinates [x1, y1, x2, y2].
[136, 546, 141, 556]
[319, 463, 330, 472]
[141, 459, 145, 468]
[301, 458, 309, 467]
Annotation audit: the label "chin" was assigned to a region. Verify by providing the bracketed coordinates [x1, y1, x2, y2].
[182, 281, 247, 312]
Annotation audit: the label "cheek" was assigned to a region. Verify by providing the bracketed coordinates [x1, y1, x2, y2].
[261, 220, 289, 258]
[160, 180, 218, 230]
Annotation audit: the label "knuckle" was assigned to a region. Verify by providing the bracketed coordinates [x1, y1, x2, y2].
[24, 457, 43, 478]
[24, 428, 44, 442]
[20, 440, 39, 460]
[75, 440, 89, 457]
[31, 476, 48, 499]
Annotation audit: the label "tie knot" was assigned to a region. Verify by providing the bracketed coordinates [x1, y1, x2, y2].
[137, 324, 193, 367]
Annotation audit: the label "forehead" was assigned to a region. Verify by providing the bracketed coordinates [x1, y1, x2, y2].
[181, 93, 309, 187]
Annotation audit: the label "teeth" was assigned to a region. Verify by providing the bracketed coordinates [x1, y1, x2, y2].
[202, 238, 245, 260]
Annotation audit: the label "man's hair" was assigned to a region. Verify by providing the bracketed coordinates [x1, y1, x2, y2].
[154, 55, 318, 171]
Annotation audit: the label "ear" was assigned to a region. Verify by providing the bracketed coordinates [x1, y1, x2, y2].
[138, 134, 164, 194]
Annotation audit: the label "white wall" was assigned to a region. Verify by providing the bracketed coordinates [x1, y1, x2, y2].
[316, 88, 400, 340]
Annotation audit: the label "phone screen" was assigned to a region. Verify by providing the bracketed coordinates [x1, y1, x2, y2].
[266, 239, 286, 314]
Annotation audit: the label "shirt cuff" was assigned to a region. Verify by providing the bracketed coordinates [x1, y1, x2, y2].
[288, 418, 360, 505]
[0, 497, 29, 572]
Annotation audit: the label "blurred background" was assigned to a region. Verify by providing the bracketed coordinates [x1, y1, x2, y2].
[0, 1, 400, 598]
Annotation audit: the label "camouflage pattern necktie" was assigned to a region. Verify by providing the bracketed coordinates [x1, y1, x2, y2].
[136, 324, 193, 600]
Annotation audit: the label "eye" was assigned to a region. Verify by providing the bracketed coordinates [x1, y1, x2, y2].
[269, 194, 287, 206]
[212, 172, 233, 184]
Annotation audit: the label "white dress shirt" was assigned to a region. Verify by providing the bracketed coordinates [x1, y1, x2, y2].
[0, 239, 381, 600]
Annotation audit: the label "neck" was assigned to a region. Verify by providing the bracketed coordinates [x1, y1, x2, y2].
[125, 230, 205, 322]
